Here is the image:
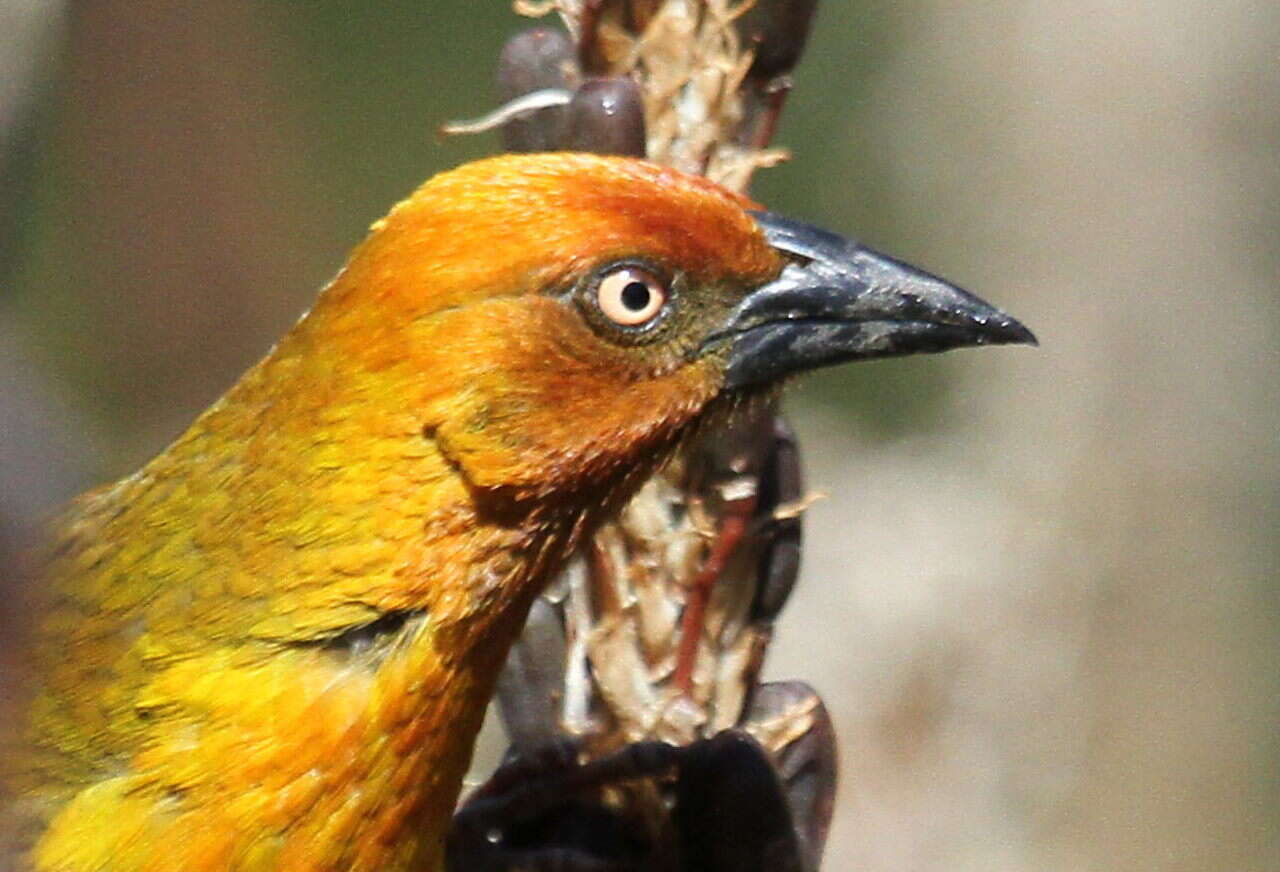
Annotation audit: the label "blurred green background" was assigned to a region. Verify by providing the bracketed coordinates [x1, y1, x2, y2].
[1, 2, 1277, 870]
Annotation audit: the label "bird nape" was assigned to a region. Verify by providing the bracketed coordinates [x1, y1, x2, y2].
[3, 153, 1033, 872]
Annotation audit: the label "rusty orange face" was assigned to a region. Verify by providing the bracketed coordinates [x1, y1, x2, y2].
[294, 152, 1032, 497]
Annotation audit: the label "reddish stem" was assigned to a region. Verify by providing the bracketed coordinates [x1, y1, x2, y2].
[672, 496, 756, 695]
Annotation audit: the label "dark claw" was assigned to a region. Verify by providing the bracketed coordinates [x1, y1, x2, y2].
[452, 718, 829, 872]
[497, 27, 578, 152]
[744, 682, 838, 872]
[565, 78, 647, 157]
[674, 729, 807, 872]
[448, 739, 679, 872]
[454, 738, 681, 833]
[449, 842, 639, 872]
[511, 848, 639, 872]
[472, 736, 581, 804]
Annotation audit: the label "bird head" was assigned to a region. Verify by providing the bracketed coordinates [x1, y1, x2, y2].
[9, 154, 1034, 872]
[295, 153, 1033, 503]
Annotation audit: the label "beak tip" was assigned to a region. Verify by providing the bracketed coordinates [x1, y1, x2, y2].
[994, 317, 1038, 348]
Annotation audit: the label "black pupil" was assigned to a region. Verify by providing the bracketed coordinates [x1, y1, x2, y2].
[620, 280, 652, 312]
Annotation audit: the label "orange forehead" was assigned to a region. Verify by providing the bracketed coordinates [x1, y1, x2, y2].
[332, 153, 782, 316]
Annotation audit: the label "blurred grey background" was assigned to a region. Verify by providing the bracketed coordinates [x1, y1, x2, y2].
[1, 2, 1277, 871]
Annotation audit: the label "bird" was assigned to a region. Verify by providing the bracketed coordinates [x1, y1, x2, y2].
[2, 152, 1033, 872]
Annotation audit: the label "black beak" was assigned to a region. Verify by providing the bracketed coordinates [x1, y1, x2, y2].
[706, 212, 1037, 390]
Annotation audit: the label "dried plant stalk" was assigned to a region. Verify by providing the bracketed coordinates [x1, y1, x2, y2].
[450, 2, 835, 868]
[494, 0, 821, 754]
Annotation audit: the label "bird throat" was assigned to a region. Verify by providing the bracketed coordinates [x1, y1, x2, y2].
[15, 306, 694, 871]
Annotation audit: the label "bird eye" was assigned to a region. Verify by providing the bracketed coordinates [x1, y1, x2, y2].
[594, 266, 669, 327]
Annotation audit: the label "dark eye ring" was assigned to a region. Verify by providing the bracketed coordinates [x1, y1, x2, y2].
[594, 265, 669, 327]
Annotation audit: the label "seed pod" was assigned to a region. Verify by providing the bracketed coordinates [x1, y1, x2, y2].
[564, 77, 647, 157]
[494, 597, 569, 752]
[745, 681, 838, 872]
[496, 27, 577, 152]
[736, 0, 820, 80]
[752, 415, 805, 622]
